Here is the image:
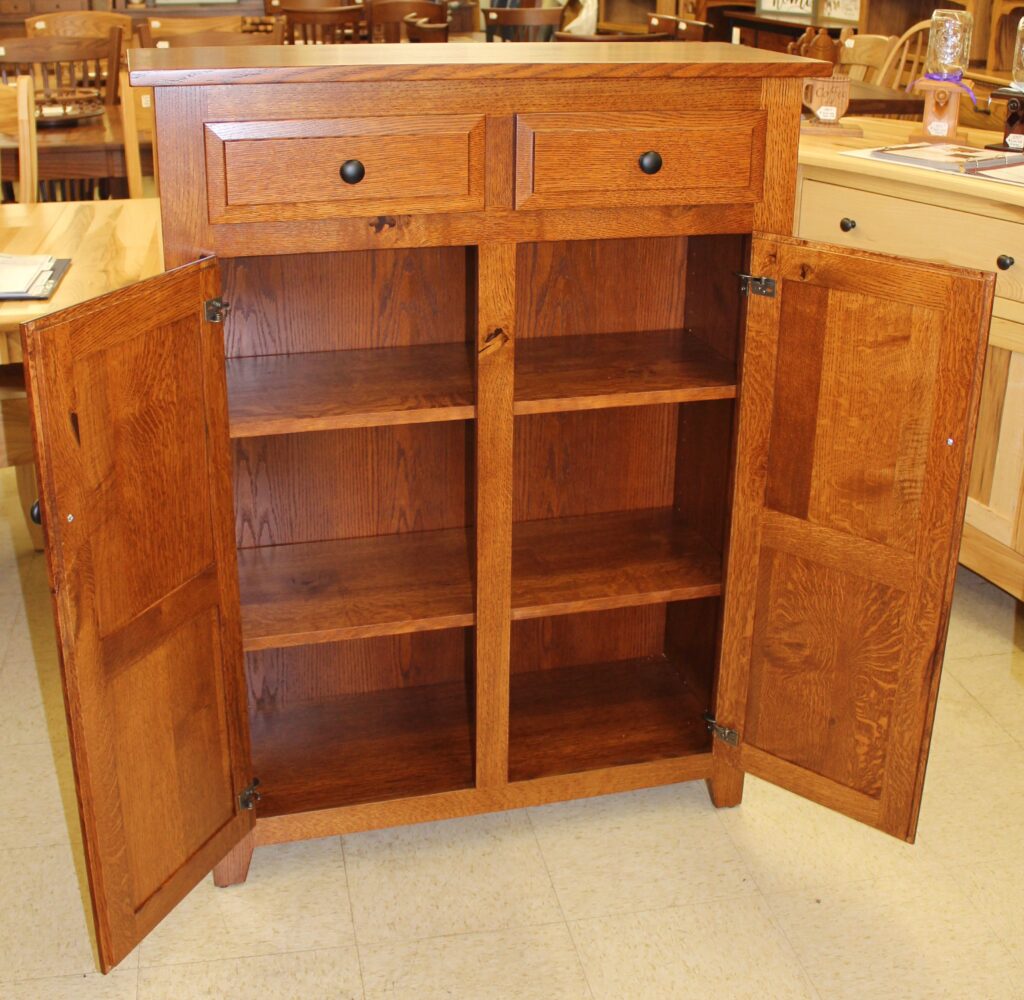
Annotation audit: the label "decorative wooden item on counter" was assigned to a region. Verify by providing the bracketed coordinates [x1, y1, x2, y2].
[18, 43, 994, 974]
[985, 86, 1024, 150]
[911, 75, 973, 142]
[800, 73, 861, 135]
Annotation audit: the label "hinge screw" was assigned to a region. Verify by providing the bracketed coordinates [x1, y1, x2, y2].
[66, 514, 74, 522]
[946, 438, 954, 446]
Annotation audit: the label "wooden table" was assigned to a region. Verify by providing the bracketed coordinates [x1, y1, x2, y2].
[1, 199, 163, 547]
[798, 119, 1024, 601]
[0, 108, 152, 191]
[724, 8, 851, 49]
[845, 80, 924, 117]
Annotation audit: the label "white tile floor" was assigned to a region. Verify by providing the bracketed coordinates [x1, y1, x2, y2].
[0, 465, 1022, 1000]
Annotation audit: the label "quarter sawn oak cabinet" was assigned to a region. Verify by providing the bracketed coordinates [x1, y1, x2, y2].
[20, 44, 993, 972]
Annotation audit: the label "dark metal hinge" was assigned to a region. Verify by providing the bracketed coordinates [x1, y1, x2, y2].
[703, 712, 739, 746]
[738, 274, 777, 298]
[205, 297, 231, 323]
[239, 778, 261, 811]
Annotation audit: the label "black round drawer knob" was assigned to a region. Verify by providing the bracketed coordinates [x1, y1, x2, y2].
[30, 500, 41, 526]
[997, 254, 1015, 270]
[840, 217, 857, 232]
[638, 150, 663, 175]
[339, 159, 366, 185]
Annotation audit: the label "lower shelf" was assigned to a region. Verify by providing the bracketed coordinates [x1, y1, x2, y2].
[509, 655, 712, 783]
[251, 680, 475, 817]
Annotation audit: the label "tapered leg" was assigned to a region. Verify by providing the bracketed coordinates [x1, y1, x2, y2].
[213, 830, 255, 888]
[706, 758, 745, 808]
[15, 463, 44, 552]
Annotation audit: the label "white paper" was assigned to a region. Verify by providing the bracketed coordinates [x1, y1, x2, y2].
[0, 255, 55, 295]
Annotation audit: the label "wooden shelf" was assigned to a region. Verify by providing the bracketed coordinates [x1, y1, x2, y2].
[509, 655, 711, 782]
[251, 679, 475, 816]
[512, 508, 722, 619]
[514, 331, 736, 415]
[227, 343, 475, 438]
[239, 528, 474, 650]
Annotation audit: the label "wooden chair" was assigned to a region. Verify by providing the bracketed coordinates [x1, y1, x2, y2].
[370, 0, 445, 42]
[876, 19, 931, 91]
[265, 0, 352, 10]
[282, 5, 368, 43]
[554, 30, 671, 40]
[0, 76, 38, 204]
[118, 69, 158, 199]
[646, 13, 712, 40]
[787, 26, 839, 64]
[139, 22, 286, 47]
[482, 5, 563, 41]
[834, 27, 898, 84]
[23, 10, 135, 59]
[137, 15, 246, 48]
[988, 0, 1024, 71]
[404, 13, 451, 40]
[0, 30, 122, 106]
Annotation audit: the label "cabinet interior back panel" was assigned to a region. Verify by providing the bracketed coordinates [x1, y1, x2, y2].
[234, 422, 474, 548]
[516, 237, 688, 338]
[220, 247, 472, 357]
[513, 405, 676, 522]
[246, 628, 472, 708]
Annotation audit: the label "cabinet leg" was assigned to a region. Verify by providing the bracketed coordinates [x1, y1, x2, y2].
[212, 831, 255, 888]
[706, 759, 745, 809]
[15, 464, 44, 552]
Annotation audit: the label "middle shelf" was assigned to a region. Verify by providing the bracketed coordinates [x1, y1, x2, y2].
[238, 507, 722, 651]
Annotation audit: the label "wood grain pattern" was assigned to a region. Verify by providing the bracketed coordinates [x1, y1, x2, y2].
[512, 508, 723, 620]
[968, 344, 1011, 506]
[205, 116, 485, 224]
[682, 233, 748, 364]
[226, 343, 475, 437]
[515, 237, 688, 339]
[717, 234, 993, 840]
[233, 422, 471, 549]
[128, 42, 830, 87]
[474, 242, 515, 790]
[239, 526, 474, 650]
[245, 629, 470, 708]
[513, 406, 675, 522]
[515, 110, 766, 211]
[752, 77, 802, 235]
[20, 260, 253, 971]
[511, 605, 666, 674]
[509, 655, 712, 782]
[254, 753, 715, 844]
[514, 331, 736, 414]
[250, 679, 475, 816]
[220, 248, 469, 359]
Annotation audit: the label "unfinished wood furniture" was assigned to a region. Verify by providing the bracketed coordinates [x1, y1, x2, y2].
[798, 117, 1023, 601]
[20, 44, 995, 973]
[0, 196, 163, 551]
[876, 19, 930, 90]
[0, 74, 37, 202]
[23, 9, 135, 59]
[835, 27, 898, 83]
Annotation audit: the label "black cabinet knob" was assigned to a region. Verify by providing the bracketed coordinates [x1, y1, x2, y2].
[638, 150, 663, 175]
[840, 217, 857, 232]
[340, 159, 365, 185]
[30, 500, 41, 525]
[997, 254, 1015, 270]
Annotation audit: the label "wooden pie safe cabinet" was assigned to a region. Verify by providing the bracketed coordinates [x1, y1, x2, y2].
[20, 45, 994, 971]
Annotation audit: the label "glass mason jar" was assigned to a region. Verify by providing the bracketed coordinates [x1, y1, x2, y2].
[925, 8, 974, 79]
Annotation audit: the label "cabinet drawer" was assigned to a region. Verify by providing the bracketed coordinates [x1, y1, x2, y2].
[0, 0, 30, 13]
[31, 0, 88, 11]
[514, 111, 766, 211]
[204, 115, 485, 224]
[797, 180, 1024, 302]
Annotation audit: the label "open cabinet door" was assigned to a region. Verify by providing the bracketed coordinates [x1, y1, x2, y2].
[21, 259, 254, 971]
[716, 234, 993, 841]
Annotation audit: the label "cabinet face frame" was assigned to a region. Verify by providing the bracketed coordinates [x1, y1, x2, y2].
[22, 53, 994, 971]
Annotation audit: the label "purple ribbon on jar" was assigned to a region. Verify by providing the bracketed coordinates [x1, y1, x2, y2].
[911, 70, 978, 108]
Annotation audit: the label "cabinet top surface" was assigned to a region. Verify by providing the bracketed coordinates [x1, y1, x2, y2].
[128, 42, 829, 86]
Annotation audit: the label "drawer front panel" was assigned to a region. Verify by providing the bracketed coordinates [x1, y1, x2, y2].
[205, 115, 485, 224]
[797, 179, 1024, 302]
[515, 111, 766, 211]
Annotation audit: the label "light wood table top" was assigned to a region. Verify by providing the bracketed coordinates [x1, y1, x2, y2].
[798, 117, 1024, 221]
[0, 198, 163, 362]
